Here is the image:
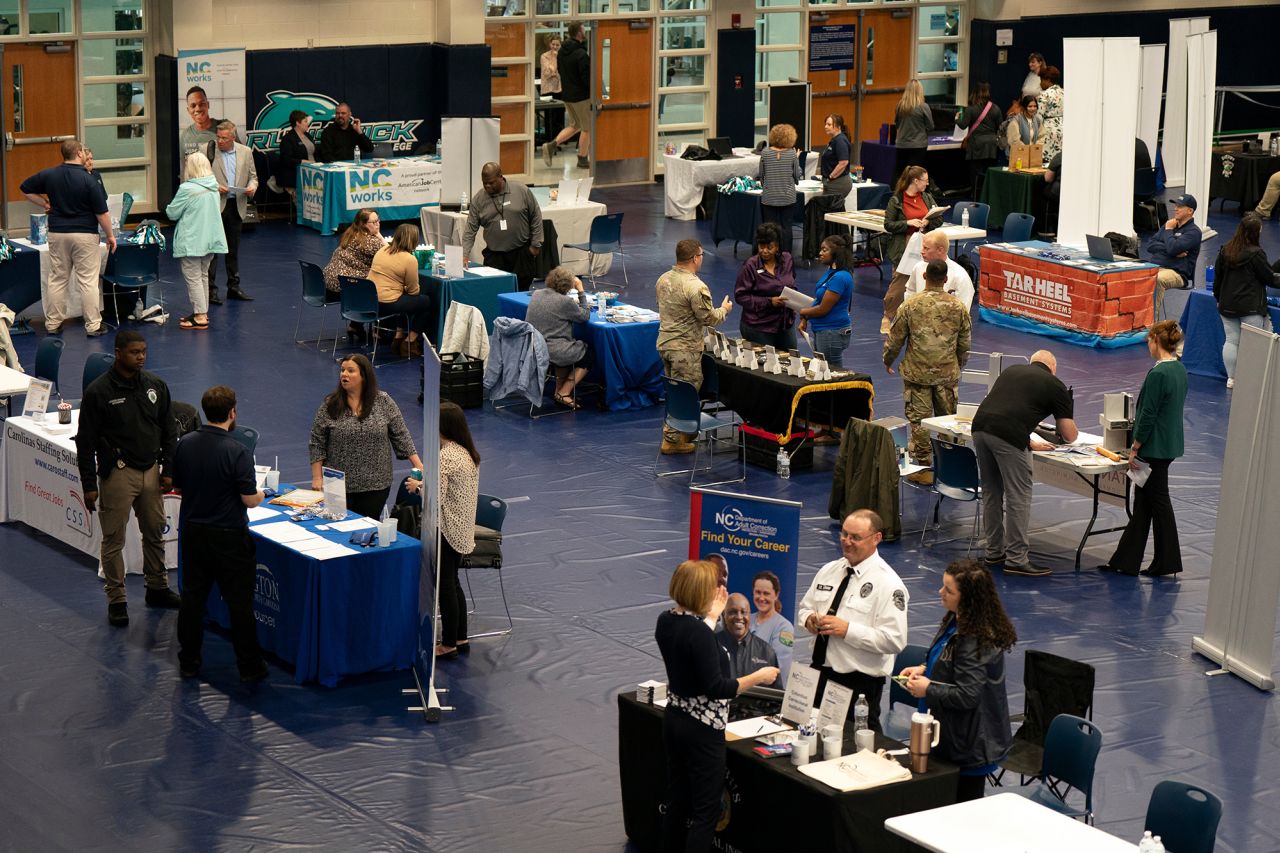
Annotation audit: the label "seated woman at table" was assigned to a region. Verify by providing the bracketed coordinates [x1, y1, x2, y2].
[902, 559, 1015, 803]
[368, 223, 431, 358]
[759, 123, 802, 230]
[436, 400, 481, 660]
[527, 265, 593, 409]
[323, 208, 385, 342]
[798, 234, 855, 374]
[656, 559, 779, 853]
[1212, 213, 1274, 389]
[309, 353, 423, 521]
[882, 165, 945, 334]
[275, 110, 316, 216]
[749, 569, 794, 687]
[1006, 95, 1045, 151]
[734, 222, 797, 351]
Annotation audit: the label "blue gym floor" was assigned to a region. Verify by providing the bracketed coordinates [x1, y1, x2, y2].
[1, 185, 1277, 852]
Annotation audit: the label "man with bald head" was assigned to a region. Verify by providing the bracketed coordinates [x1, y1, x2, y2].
[716, 592, 779, 685]
[900, 229, 974, 314]
[971, 349, 1078, 578]
[462, 161, 543, 291]
[317, 102, 374, 164]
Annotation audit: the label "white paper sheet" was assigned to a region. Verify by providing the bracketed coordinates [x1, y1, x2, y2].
[252, 521, 317, 544]
[781, 666, 821, 726]
[247, 506, 282, 523]
[1128, 459, 1152, 487]
[779, 286, 814, 312]
[328, 517, 378, 532]
[725, 716, 792, 740]
[445, 244, 464, 278]
[817, 682, 854, 733]
[465, 266, 509, 277]
[306, 543, 362, 560]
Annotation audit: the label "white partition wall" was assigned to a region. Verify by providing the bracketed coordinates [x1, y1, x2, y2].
[1164, 17, 1210, 187]
[1138, 44, 1167, 165]
[1185, 30, 1218, 237]
[441, 116, 500, 209]
[1058, 38, 1141, 247]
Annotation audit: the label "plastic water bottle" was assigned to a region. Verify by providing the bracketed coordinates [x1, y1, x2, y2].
[353, 146, 361, 164]
[776, 447, 790, 479]
[1151, 837, 1165, 853]
[853, 694, 869, 732]
[961, 207, 970, 228]
[1137, 831, 1154, 852]
[1205, 264, 1215, 292]
[460, 192, 469, 214]
[436, 137, 443, 157]
[1271, 134, 1279, 157]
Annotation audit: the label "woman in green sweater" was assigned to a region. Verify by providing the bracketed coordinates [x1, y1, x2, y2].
[1100, 320, 1188, 577]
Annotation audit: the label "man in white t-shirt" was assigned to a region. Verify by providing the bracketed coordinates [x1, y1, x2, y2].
[903, 230, 974, 313]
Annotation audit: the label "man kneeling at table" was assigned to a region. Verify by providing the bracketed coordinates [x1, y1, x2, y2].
[1146, 193, 1202, 318]
[717, 593, 779, 686]
[900, 230, 974, 313]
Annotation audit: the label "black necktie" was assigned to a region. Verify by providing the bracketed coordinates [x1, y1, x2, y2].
[811, 567, 855, 669]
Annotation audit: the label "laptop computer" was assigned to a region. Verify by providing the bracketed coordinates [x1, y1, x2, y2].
[707, 137, 739, 159]
[1085, 234, 1115, 262]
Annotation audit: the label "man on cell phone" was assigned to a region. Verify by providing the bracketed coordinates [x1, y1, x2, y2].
[318, 102, 374, 164]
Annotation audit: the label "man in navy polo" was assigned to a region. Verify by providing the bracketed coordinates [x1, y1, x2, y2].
[1147, 193, 1202, 318]
[173, 385, 268, 683]
[20, 138, 116, 336]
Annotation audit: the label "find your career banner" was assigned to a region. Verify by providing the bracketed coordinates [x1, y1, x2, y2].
[688, 488, 801, 622]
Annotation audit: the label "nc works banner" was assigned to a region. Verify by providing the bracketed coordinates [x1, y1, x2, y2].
[177, 49, 247, 161]
[688, 488, 801, 623]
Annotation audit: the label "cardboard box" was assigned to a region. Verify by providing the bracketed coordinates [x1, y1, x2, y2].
[1009, 142, 1043, 170]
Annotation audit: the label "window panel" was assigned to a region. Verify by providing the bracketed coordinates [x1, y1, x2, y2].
[755, 88, 769, 124]
[486, 0, 528, 16]
[82, 38, 145, 77]
[617, 0, 652, 10]
[85, 123, 147, 159]
[658, 92, 705, 127]
[94, 166, 147, 203]
[919, 5, 961, 39]
[536, 0, 570, 14]
[577, 0, 609, 13]
[661, 55, 705, 89]
[84, 82, 145, 120]
[665, 0, 706, 9]
[756, 13, 801, 46]
[756, 51, 800, 84]
[28, 0, 72, 34]
[657, 129, 707, 167]
[0, 7, 18, 36]
[82, 0, 144, 33]
[922, 77, 959, 104]
[916, 43, 960, 74]
[660, 16, 705, 51]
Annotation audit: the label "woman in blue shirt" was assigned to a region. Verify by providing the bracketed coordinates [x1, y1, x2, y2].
[901, 559, 1015, 802]
[798, 234, 854, 368]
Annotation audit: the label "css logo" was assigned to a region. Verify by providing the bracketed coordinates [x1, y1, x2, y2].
[65, 491, 93, 537]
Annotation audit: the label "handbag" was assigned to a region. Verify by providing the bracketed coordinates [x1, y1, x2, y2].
[960, 101, 994, 151]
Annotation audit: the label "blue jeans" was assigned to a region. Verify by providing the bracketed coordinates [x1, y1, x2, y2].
[812, 326, 852, 368]
[1222, 313, 1269, 378]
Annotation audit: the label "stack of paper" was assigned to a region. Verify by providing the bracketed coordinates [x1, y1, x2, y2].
[638, 680, 667, 704]
[251, 521, 360, 560]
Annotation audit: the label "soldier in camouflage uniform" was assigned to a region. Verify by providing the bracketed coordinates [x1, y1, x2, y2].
[657, 238, 733, 453]
[883, 259, 971, 481]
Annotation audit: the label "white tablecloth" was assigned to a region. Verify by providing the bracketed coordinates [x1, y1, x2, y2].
[421, 199, 612, 277]
[663, 148, 819, 220]
[10, 237, 110, 322]
[884, 793, 1138, 852]
[1, 411, 177, 575]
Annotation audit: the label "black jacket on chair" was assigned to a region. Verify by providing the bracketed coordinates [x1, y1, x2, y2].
[829, 418, 900, 540]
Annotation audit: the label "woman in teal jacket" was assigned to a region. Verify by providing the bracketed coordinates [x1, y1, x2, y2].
[166, 152, 227, 329]
[1100, 320, 1188, 577]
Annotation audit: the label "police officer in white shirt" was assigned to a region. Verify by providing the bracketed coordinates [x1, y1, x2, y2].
[798, 509, 908, 732]
[903, 230, 974, 312]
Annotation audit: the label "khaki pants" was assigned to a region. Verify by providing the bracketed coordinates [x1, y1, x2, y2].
[904, 380, 957, 463]
[1154, 268, 1187, 321]
[46, 232, 103, 331]
[883, 271, 910, 321]
[98, 464, 168, 604]
[661, 350, 703, 444]
[1256, 170, 1280, 218]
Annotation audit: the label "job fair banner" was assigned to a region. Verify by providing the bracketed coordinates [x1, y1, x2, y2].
[177, 49, 247, 161]
[688, 488, 801, 623]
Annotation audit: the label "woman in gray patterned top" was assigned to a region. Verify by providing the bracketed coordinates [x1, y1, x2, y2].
[309, 354, 423, 519]
[759, 123, 802, 230]
[436, 401, 481, 659]
[526, 265, 593, 408]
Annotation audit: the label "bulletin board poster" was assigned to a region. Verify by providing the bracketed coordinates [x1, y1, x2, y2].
[177, 48, 247, 163]
[808, 25, 856, 73]
[688, 488, 801, 622]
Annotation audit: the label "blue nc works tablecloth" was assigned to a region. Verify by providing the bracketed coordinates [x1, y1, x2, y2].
[498, 290, 663, 411]
[182, 510, 420, 687]
[1177, 287, 1280, 379]
[297, 158, 442, 236]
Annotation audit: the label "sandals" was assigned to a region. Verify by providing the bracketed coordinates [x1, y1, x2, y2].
[554, 393, 580, 410]
[179, 315, 209, 330]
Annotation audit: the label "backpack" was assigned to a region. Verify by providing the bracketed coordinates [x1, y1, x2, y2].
[681, 145, 720, 162]
[996, 117, 1013, 152]
[1104, 231, 1140, 260]
[955, 252, 978, 283]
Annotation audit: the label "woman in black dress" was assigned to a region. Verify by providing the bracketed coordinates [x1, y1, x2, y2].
[955, 82, 1001, 201]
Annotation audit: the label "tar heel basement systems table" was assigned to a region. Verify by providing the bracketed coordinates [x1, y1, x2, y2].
[187, 507, 421, 687]
[298, 156, 442, 235]
[885, 793, 1138, 852]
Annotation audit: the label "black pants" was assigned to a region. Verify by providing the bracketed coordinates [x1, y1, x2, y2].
[439, 536, 468, 647]
[814, 667, 886, 733]
[661, 708, 725, 853]
[1108, 457, 1182, 575]
[346, 488, 390, 520]
[177, 524, 262, 674]
[208, 203, 242, 291]
[760, 202, 796, 232]
[483, 245, 535, 292]
[956, 773, 987, 802]
[380, 293, 433, 336]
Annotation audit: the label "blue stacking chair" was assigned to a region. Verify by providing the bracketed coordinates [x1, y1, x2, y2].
[82, 352, 114, 394]
[461, 494, 513, 639]
[1144, 780, 1223, 853]
[1001, 212, 1036, 243]
[229, 425, 259, 456]
[294, 260, 332, 349]
[950, 202, 990, 258]
[334, 277, 400, 363]
[653, 376, 745, 488]
[562, 212, 627, 290]
[34, 337, 65, 395]
[101, 242, 161, 327]
[921, 437, 982, 552]
[1016, 714, 1104, 824]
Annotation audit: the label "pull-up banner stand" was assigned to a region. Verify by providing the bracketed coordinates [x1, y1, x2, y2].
[440, 115, 500, 210]
[1137, 44, 1166, 170]
[1163, 16, 1210, 188]
[409, 347, 445, 720]
[1193, 324, 1280, 691]
[768, 82, 811, 155]
[1184, 29, 1217, 239]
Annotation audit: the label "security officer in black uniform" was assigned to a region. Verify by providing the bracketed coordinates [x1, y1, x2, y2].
[75, 329, 178, 627]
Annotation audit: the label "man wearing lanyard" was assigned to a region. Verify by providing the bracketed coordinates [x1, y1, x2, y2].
[206, 120, 257, 304]
[798, 509, 908, 732]
[462, 162, 543, 291]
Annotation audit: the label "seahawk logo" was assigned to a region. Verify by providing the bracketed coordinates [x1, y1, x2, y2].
[246, 90, 422, 153]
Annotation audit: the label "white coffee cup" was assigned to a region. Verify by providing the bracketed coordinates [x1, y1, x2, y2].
[790, 739, 810, 766]
[822, 724, 843, 742]
[377, 518, 397, 547]
[855, 728, 875, 753]
[822, 735, 842, 761]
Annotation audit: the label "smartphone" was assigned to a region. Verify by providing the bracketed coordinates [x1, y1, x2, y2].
[891, 675, 911, 687]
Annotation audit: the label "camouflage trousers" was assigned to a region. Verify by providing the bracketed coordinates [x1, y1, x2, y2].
[661, 350, 703, 444]
[904, 380, 957, 463]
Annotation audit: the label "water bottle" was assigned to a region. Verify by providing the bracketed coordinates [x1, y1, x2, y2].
[1137, 831, 1154, 852]
[1205, 264, 1215, 292]
[353, 146, 361, 164]
[460, 192, 469, 214]
[1151, 837, 1165, 853]
[776, 447, 790, 479]
[961, 207, 970, 228]
[1271, 134, 1278, 156]
[853, 694, 869, 732]
[436, 137, 443, 157]
[597, 292, 608, 315]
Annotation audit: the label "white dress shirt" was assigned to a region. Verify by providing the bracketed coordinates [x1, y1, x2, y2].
[905, 256, 974, 312]
[797, 551, 909, 678]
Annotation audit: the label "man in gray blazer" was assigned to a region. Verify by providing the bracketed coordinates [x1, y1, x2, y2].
[206, 120, 257, 303]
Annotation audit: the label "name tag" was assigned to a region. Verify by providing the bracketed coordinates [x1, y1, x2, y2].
[108, 398, 126, 406]
[499, 220, 508, 231]
[817, 583, 834, 592]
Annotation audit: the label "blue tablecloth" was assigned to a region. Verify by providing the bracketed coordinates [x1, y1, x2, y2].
[183, 510, 421, 687]
[498, 290, 663, 411]
[298, 157, 443, 235]
[1178, 287, 1280, 379]
[0, 243, 43, 316]
[420, 267, 519, 346]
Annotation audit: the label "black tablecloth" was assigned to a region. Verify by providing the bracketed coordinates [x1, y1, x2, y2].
[1208, 150, 1280, 212]
[714, 359, 874, 440]
[711, 190, 763, 252]
[619, 693, 959, 853]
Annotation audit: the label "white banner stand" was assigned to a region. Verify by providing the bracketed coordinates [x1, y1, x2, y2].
[1059, 38, 1141, 247]
[1137, 44, 1166, 167]
[1164, 17, 1209, 188]
[440, 115, 500, 209]
[1184, 30, 1218, 240]
[1193, 324, 1280, 691]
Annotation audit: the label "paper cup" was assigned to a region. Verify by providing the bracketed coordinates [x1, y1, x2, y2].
[264, 470, 280, 490]
[822, 736, 842, 761]
[790, 739, 810, 766]
[377, 518, 398, 546]
[822, 724, 843, 742]
[855, 728, 875, 753]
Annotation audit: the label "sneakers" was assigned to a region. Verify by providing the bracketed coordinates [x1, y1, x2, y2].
[1003, 563, 1053, 577]
[905, 470, 934, 486]
[86, 325, 107, 337]
[1226, 377, 1234, 389]
[108, 602, 129, 627]
[577, 156, 590, 170]
[660, 439, 696, 455]
[145, 587, 182, 609]
[542, 141, 557, 166]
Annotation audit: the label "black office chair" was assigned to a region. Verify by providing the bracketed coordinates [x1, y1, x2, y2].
[1134, 167, 1160, 232]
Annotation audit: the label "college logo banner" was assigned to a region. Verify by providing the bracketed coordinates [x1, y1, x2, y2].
[246, 89, 423, 154]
